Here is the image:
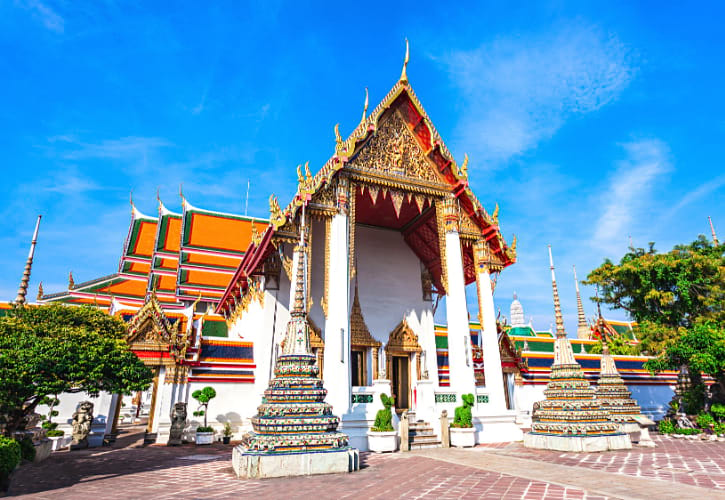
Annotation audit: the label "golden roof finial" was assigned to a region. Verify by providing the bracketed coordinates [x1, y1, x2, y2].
[36, 281, 43, 301]
[361, 87, 369, 123]
[297, 164, 304, 185]
[334, 123, 342, 146]
[492, 203, 499, 225]
[68, 271, 75, 290]
[400, 38, 410, 83]
[459, 153, 469, 179]
[304, 161, 312, 183]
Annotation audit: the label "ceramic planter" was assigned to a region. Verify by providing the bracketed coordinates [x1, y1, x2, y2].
[195, 431, 214, 445]
[367, 431, 398, 453]
[49, 435, 71, 451]
[223, 436, 231, 444]
[450, 427, 476, 448]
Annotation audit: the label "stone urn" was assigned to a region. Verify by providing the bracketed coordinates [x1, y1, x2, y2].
[49, 434, 71, 451]
[450, 427, 476, 448]
[367, 431, 398, 453]
[195, 430, 214, 445]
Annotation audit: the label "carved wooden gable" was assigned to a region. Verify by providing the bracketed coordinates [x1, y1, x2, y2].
[386, 318, 422, 353]
[348, 110, 447, 187]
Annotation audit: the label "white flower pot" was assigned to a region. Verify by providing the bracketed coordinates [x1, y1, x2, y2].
[367, 431, 398, 453]
[450, 427, 476, 448]
[49, 436, 71, 451]
[195, 431, 214, 445]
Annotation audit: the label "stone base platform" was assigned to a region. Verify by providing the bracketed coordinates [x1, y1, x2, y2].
[523, 433, 631, 452]
[232, 445, 360, 479]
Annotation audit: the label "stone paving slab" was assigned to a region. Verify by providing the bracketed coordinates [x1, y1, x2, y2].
[414, 442, 725, 500]
[7, 426, 725, 499]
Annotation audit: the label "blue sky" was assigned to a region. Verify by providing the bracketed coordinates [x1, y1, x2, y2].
[2, 1, 724, 336]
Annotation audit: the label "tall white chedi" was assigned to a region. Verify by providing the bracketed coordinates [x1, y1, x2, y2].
[523, 246, 631, 452]
[509, 292, 525, 327]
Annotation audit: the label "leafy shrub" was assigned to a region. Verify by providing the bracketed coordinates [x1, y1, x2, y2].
[711, 403, 725, 422]
[223, 422, 233, 437]
[714, 422, 725, 435]
[17, 437, 35, 462]
[196, 426, 214, 433]
[0, 437, 21, 485]
[658, 419, 675, 434]
[673, 428, 701, 435]
[696, 412, 715, 429]
[372, 394, 394, 432]
[682, 383, 707, 415]
[46, 429, 65, 437]
[452, 394, 474, 428]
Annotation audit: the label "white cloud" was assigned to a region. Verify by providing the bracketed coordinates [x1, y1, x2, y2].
[15, 0, 64, 33]
[593, 139, 671, 252]
[48, 136, 172, 160]
[438, 23, 637, 164]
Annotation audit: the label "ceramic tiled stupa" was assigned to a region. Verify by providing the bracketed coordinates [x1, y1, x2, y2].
[596, 341, 642, 433]
[523, 246, 631, 452]
[232, 210, 358, 478]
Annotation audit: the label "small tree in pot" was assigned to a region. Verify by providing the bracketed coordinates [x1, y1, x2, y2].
[367, 394, 398, 453]
[40, 395, 68, 451]
[450, 394, 476, 447]
[192, 387, 217, 445]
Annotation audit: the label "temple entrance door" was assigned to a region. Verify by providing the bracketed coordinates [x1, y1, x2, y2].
[146, 367, 161, 433]
[392, 355, 410, 411]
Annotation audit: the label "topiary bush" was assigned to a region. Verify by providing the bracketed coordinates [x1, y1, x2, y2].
[711, 403, 725, 422]
[192, 386, 217, 429]
[0, 437, 21, 487]
[372, 394, 394, 432]
[658, 419, 675, 434]
[452, 394, 474, 428]
[696, 412, 715, 429]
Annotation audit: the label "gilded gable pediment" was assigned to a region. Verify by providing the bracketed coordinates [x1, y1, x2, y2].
[347, 110, 447, 189]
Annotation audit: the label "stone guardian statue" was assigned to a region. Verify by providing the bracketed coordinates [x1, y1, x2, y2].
[71, 401, 94, 450]
[168, 402, 187, 446]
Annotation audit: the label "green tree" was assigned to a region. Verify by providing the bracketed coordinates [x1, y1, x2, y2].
[645, 321, 725, 406]
[0, 304, 153, 436]
[192, 387, 217, 429]
[586, 236, 725, 353]
[588, 335, 640, 356]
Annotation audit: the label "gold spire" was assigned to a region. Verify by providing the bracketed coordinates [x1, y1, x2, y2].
[573, 265, 589, 340]
[68, 271, 75, 290]
[36, 282, 43, 301]
[361, 87, 369, 124]
[709, 216, 719, 246]
[458, 153, 469, 179]
[15, 215, 41, 305]
[548, 245, 566, 337]
[400, 38, 410, 83]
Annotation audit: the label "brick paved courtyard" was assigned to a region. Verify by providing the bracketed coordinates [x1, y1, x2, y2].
[6, 426, 725, 499]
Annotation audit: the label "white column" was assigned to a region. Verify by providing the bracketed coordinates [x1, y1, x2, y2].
[442, 200, 476, 397]
[323, 210, 351, 417]
[474, 242, 507, 413]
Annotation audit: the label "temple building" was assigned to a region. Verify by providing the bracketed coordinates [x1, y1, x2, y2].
[25, 50, 681, 449]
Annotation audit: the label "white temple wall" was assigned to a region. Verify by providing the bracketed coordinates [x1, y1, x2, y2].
[355, 225, 434, 358]
[308, 219, 326, 335]
[185, 381, 257, 439]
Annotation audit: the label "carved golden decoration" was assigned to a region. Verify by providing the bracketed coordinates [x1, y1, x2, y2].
[321, 217, 331, 317]
[349, 181, 356, 278]
[37, 282, 43, 301]
[305, 218, 313, 311]
[68, 271, 74, 289]
[269, 195, 286, 230]
[458, 153, 469, 180]
[350, 281, 381, 349]
[164, 364, 189, 384]
[348, 110, 442, 184]
[385, 318, 422, 383]
[228, 279, 265, 325]
[251, 223, 263, 247]
[420, 263, 433, 301]
[435, 198, 448, 292]
[126, 291, 190, 367]
[492, 203, 499, 225]
[439, 196, 459, 233]
[372, 347, 379, 380]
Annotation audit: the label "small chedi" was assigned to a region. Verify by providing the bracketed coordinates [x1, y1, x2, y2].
[596, 342, 642, 433]
[524, 247, 631, 452]
[232, 211, 358, 478]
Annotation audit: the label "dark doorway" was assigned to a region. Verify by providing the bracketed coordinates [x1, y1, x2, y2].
[392, 355, 410, 411]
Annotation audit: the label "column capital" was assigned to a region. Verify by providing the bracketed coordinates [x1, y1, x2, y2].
[440, 196, 459, 233]
[335, 176, 350, 215]
[473, 239, 503, 273]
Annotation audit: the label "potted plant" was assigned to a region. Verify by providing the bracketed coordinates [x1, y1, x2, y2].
[367, 394, 398, 453]
[222, 422, 233, 444]
[40, 395, 68, 451]
[192, 387, 217, 445]
[450, 393, 476, 447]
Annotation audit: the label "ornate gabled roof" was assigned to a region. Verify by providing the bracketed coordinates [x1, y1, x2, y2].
[218, 58, 516, 315]
[387, 317, 422, 353]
